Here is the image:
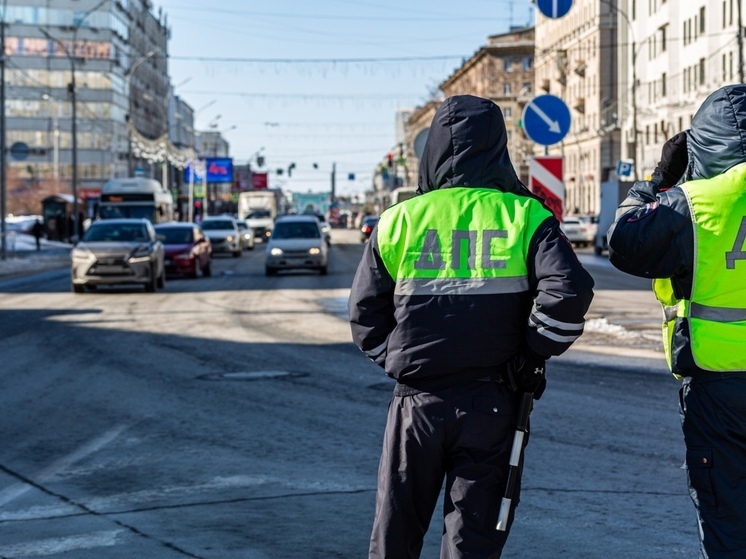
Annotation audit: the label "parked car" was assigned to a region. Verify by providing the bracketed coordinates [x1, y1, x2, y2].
[561, 216, 593, 247]
[265, 214, 329, 276]
[235, 219, 256, 250]
[200, 215, 242, 257]
[154, 222, 212, 278]
[360, 215, 379, 242]
[70, 218, 165, 293]
[310, 212, 331, 245]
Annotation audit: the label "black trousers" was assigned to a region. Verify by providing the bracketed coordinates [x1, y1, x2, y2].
[369, 380, 524, 559]
[679, 375, 746, 558]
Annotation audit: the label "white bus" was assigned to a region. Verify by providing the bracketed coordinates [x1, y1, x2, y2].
[98, 178, 174, 224]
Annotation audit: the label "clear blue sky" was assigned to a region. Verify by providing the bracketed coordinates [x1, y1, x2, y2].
[156, 0, 535, 195]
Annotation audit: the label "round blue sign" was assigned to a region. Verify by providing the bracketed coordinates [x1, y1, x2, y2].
[536, 0, 573, 19]
[9, 142, 30, 161]
[522, 95, 572, 146]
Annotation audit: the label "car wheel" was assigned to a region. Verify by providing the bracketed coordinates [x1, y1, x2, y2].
[265, 266, 277, 276]
[72, 283, 85, 293]
[233, 249, 242, 258]
[145, 268, 157, 292]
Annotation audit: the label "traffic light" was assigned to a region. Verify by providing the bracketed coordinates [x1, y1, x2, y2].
[387, 153, 393, 168]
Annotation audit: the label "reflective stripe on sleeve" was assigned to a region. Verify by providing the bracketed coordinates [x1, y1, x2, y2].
[530, 310, 585, 331]
[529, 308, 585, 344]
[395, 276, 529, 296]
[529, 318, 584, 343]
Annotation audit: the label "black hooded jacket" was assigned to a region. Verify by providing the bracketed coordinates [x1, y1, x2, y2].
[608, 84, 746, 374]
[348, 95, 594, 390]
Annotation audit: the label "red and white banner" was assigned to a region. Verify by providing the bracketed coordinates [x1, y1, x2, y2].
[529, 156, 564, 221]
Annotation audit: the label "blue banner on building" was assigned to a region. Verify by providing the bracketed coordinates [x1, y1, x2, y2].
[184, 158, 234, 183]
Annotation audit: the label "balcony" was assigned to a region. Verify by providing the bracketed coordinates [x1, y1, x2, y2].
[573, 97, 586, 114]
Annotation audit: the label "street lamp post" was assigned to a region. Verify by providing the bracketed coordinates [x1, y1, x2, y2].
[126, 49, 157, 176]
[1, 0, 8, 260]
[39, 0, 106, 241]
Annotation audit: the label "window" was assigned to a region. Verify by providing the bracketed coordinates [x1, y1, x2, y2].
[632, 0, 636, 19]
[503, 59, 512, 72]
[662, 73, 667, 96]
[504, 107, 513, 120]
[700, 7, 706, 34]
[660, 24, 667, 52]
[700, 58, 706, 85]
[503, 83, 512, 96]
[522, 57, 533, 71]
[723, 1, 727, 28]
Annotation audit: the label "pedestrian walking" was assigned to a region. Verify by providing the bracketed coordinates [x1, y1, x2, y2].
[607, 84, 746, 558]
[31, 218, 44, 251]
[348, 95, 595, 559]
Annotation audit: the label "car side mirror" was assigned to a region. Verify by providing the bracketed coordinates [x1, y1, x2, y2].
[156, 234, 166, 242]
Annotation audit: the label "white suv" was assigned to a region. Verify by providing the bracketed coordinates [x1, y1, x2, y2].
[200, 216, 242, 257]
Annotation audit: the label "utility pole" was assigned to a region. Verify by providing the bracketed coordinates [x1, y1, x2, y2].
[330, 162, 336, 204]
[1, 0, 7, 260]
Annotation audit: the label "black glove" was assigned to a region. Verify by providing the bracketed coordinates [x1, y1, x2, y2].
[652, 131, 688, 191]
[507, 349, 547, 400]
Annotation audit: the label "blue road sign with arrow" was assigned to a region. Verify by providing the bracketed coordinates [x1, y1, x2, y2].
[522, 95, 571, 146]
[536, 0, 573, 18]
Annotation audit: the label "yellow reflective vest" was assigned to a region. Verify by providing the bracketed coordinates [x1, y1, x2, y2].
[654, 163, 746, 375]
[376, 187, 553, 296]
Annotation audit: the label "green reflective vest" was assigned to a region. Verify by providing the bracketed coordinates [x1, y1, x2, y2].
[376, 187, 553, 296]
[653, 163, 746, 375]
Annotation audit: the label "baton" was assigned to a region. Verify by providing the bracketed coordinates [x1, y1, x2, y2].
[496, 391, 533, 531]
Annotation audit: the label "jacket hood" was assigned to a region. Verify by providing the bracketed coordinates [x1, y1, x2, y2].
[686, 84, 746, 180]
[417, 95, 526, 195]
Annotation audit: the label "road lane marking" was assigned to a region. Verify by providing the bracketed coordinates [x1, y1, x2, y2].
[0, 424, 130, 507]
[0, 530, 124, 557]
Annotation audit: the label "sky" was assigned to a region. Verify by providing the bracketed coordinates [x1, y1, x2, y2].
[155, 0, 536, 195]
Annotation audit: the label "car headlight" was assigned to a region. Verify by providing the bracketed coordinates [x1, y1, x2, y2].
[270, 247, 283, 256]
[226, 235, 234, 242]
[129, 245, 154, 263]
[72, 247, 95, 261]
[308, 247, 321, 255]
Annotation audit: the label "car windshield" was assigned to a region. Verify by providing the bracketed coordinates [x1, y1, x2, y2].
[99, 205, 156, 222]
[156, 228, 193, 244]
[236, 221, 247, 228]
[247, 210, 270, 219]
[272, 221, 320, 239]
[83, 223, 149, 242]
[201, 220, 234, 230]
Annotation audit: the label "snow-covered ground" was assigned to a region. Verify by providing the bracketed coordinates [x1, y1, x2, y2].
[0, 231, 71, 277]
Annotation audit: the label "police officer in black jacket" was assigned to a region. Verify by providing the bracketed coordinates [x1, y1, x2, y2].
[349, 95, 594, 559]
[608, 84, 746, 559]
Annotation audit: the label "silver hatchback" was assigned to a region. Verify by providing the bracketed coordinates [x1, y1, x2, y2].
[265, 215, 329, 276]
[71, 219, 166, 293]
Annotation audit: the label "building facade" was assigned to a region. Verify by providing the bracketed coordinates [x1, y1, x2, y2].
[618, 0, 744, 180]
[2, 0, 171, 215]
[534, 0, 621, 216]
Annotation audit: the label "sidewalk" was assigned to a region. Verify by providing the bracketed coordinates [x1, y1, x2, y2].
[0, 234, 71, 279]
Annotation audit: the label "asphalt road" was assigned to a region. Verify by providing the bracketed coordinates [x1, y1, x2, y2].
[0, 229, 700, 558]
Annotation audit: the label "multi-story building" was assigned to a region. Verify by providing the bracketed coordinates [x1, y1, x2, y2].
[398, 26, 536, 197]
[2, 0, 171, 215]
[618, 0, 744, 180]
[534, 0, 621, 215]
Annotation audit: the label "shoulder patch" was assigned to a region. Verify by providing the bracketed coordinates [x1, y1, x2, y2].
[627, 201, 659, 222]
